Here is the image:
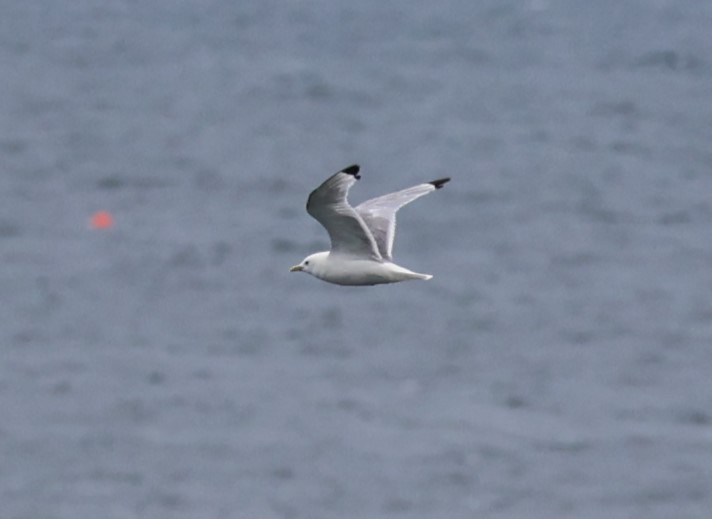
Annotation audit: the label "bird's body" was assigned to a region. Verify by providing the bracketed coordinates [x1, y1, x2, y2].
[290, 164, 450, 286]
[298, 251, 432, 286]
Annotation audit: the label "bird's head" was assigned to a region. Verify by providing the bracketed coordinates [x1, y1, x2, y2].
[289, 251, 329, 277]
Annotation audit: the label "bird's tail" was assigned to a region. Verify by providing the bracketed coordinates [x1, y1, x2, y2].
[387, 263, 433, 282]
[404, 271, 432, 281]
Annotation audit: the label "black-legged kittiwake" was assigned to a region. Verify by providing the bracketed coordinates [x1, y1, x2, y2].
[289, 164, 451, 286]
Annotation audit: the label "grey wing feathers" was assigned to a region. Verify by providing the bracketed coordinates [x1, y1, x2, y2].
[355, 177, 451, 260]
[306, 165, 382, 259]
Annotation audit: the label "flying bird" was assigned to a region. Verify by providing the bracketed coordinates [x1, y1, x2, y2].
[289, 164, 450, 286]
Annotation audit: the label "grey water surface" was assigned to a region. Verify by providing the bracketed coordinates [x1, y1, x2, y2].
[2, 1, 712, 517]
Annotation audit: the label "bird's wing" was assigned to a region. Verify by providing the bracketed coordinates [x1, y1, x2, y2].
[306, 165, 382, 260]
[355, 177, 450, 260]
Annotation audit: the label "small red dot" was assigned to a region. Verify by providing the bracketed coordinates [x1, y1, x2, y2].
[90, 210, 114, 229]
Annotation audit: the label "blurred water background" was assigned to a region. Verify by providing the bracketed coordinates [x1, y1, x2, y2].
[2, 1, 712, 517]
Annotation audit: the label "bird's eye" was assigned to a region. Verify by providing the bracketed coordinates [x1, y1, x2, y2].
[304, 261, 310, 266]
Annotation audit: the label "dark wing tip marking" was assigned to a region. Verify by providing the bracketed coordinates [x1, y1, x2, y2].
[430, 177, 451, 189]
[341, 164, 361, 179]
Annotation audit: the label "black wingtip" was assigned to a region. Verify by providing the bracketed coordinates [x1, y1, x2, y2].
[430, 177, 451, 189]
[341, 164, 361, 179]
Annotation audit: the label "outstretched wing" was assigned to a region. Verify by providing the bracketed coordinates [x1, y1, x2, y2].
[355, 177, 450, 260]
[306, 165, 382, 260]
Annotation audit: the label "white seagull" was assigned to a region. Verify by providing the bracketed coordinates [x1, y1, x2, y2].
[289, 164, 451, 286]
